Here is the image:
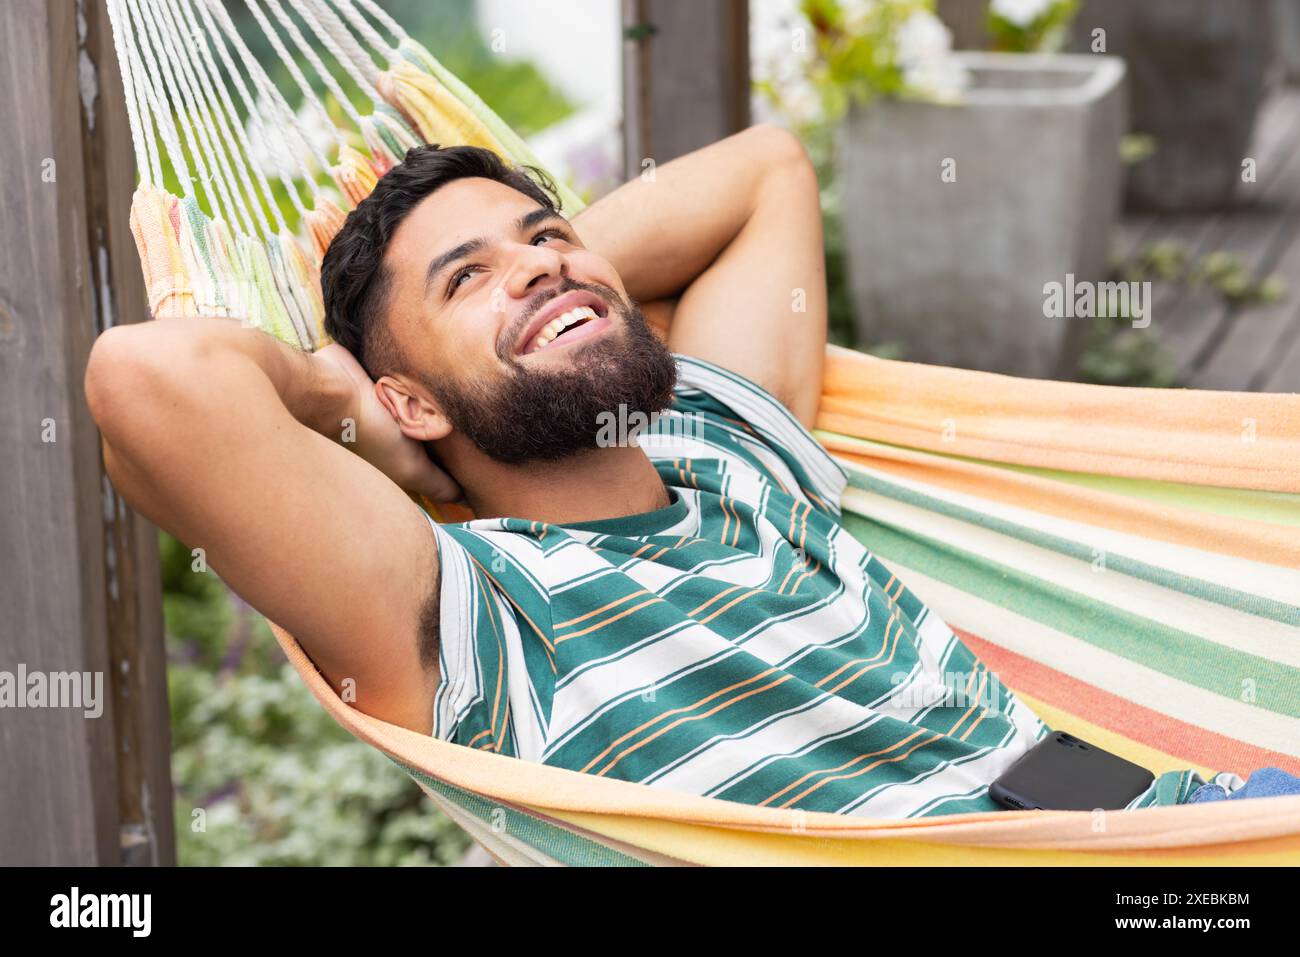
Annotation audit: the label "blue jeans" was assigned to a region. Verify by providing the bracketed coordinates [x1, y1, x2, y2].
[1187, 767, 1300, 804]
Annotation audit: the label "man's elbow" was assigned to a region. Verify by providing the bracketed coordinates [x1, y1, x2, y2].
[84, 324, 184, 443]
[86, 326, 140, 438]
[745, 123, 816, 178]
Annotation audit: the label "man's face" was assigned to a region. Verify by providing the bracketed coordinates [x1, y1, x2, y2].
[380, 176, 677, 465]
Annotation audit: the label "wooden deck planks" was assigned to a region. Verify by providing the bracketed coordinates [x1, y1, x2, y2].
[1110, 87, 1300, 393]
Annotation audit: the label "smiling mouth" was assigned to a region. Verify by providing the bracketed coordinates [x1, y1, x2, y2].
[525, 305, 602, 354]
[513, 289, 613, 358]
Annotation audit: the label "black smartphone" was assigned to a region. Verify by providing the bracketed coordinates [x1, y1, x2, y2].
[990, 730, 1155, 811]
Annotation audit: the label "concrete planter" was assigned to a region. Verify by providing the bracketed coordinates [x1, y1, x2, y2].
[840, 52, 1126, 377]
[1070, 0, 1274, 211]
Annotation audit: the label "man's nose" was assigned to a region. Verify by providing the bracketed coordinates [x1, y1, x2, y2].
[500, 241, 567, 301]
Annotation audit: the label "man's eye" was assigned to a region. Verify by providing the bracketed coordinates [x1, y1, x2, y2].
[449, 268, 477, 294]
[532, 229, 565, 246]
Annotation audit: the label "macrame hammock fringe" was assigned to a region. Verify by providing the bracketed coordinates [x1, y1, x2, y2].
[107, 0, 1300, 866]
[107, 0, 583, 351]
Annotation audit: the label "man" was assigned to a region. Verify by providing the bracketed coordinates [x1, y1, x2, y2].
[87, 125, 1050, 818]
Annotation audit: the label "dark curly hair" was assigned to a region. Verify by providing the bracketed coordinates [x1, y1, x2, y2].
[320, 144, 560, 378]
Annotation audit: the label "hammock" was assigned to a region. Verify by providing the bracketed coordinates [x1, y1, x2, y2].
[106, 0, 1300, 866]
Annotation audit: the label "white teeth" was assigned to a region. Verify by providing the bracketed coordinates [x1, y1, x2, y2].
[563, 306, 596, 327]
[528, 306, 599, 353]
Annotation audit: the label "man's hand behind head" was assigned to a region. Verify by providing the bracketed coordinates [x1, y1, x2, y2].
[313, 343, 462, 504]
[85, 317, 446, 732]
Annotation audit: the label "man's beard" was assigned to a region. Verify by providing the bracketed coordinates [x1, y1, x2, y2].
[419, 280, 678, 465]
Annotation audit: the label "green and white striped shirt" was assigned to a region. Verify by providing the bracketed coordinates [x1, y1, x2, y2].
[427, 354, 1053, 817]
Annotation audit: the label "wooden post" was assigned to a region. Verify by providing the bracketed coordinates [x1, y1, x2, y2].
[0, 0, 174, 866]
[936, 0, 991, 50]
[621, 0, 751, 179]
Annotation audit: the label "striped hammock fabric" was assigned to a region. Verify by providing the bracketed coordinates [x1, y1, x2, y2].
[271, 348, 1300, 865]
[108, 0, 1300, 865]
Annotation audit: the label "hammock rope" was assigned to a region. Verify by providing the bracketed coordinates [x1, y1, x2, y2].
[291, 0, 385, 103]
[115, 0, 191, 192]
[159, 0, 270, 237]
[170, 0, 287, 235]
[135, 0, 246, 227]
[199, 0, 330, 246]
[260, 0, 384, 150]
[106, 1, 1300, 866]
[303, 0, 383, 83]
[106, 0, 160, 185]
[108, 0, 554, 348]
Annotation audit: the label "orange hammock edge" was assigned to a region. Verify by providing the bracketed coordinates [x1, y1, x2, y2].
[268, 620, 1300, 860]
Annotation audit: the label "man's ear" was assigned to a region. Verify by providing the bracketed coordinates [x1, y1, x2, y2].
[375, 375, 452, 443]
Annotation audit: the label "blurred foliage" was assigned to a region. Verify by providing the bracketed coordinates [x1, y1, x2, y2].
[159, 0, 574, 235]
[793, 0, 970, 120]
[1077, 311, 1180, 388]
[797, 0, 927, 118]
[1077, 246, 1183, 388]
[1116, 241, 1288, 307]
[162, 531, 470, 866]
[1187, 252, 1287, 306]
[229, 0, 572, 138]
[1119, 133, 1157, 166]
[1079, 240, 1288, 387]
[986, 0, 1078, 53]
[1121, 239, 1189, 282]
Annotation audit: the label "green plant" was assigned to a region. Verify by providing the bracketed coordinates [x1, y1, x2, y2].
[1116, 242, 1287, 307]
[170, 658, 470, 866]
[1077, 310, 1180, 388]
[1187, 251, 1287, 306]
[1119, 133, 1157, 166]
[795, 0, 969, 121]
[986, 0, 1079, 53]
[1114, 239, 1189, 284]
[161, 532, 469, 865]
[1080, 241, 1288, 387]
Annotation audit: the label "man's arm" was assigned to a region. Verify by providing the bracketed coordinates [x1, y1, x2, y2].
[85, 317, 456, 733]
[572, 124, 827, 426]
